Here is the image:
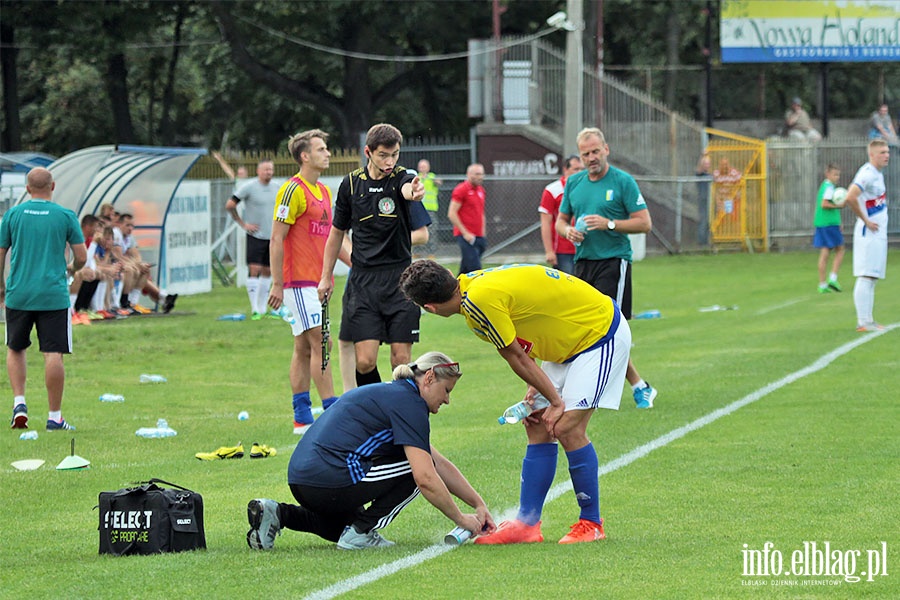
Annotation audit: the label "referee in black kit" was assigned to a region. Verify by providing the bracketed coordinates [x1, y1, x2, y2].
[318, 123, 427, 388]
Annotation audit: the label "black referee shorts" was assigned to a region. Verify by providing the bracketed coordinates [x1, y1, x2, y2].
[246, 235, 271, 267]
[339, 265, 420, 344]
[575, 257, 633, 319]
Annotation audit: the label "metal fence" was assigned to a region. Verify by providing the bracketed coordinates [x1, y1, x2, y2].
[767, 138, 900, 245]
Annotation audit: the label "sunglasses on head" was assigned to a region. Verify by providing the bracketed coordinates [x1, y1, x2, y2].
[431, 362, 460, 374]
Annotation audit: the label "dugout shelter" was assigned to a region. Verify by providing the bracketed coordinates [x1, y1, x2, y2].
[16, 145, 209, 295]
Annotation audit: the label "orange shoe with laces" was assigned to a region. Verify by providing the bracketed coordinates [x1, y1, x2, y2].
[558, 518, 605, 544]
[473, 519, 543, 545]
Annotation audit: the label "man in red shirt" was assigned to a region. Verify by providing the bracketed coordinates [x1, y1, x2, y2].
[448, 163, 486, 274]
[539, 155, 583, 274]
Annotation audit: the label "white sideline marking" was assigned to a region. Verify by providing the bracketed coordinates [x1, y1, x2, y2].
[755, 296, 806, 316]
[303, 325, 896, 600]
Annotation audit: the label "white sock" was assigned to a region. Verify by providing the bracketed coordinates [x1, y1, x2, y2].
[829, 272, 838, 282]
[13, 395, 25, 408]
[128, 288, 141, 306]
[92, 281, 107, 311]
[258, 276, 272, 313]
[69, 293, 77, 308]
[853, 277, 876, 325]
[631, 379, 647, 391]
[246, 277, 260, 313]
[48, 410, 61, 422]
[111, 281, 122, 309]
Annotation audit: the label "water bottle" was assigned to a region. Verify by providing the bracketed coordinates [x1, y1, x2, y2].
[499, 393, 552, 425]
[135, 418, 177, 438]
[277, 306, 296, 325]
[572, 216, 588, 247]
[140, 374, 167, 383]
[99, 393, 125, 402]
[19, 430, 38, 440]
[217, 313, 246, 321]
[634, 309, 661, 320]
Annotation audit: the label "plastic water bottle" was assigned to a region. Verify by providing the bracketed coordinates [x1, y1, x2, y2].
[99, 393, 125, 402]
[499, 393, 552, 425]
[19, 430, 38, 440]
[217, 313, 246, 321]
[135, 418, 177, 438]
[634, 309, 661, 319]
[140, 374, 167, 383]
[572, 216, 588, 247]
[276, 306, 295, 325]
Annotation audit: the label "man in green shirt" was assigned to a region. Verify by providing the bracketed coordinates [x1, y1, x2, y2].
[1, 168, 86, 431]
[556, 127, 657, 409]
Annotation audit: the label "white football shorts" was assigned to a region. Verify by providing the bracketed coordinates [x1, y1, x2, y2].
[541, 316, 632, 411]
[283, 286, 325, 336]
[852, 214, 888, 279]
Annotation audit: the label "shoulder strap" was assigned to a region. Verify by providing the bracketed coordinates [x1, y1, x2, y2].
[146, 478, 194, 492]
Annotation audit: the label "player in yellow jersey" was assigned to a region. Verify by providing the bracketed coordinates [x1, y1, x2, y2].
[399, 260, 631, 545]
[270, 129, 350, 435]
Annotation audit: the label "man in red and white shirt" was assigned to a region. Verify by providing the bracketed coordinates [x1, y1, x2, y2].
[448, 163, 486, 274]
[539, 156, 583, 274]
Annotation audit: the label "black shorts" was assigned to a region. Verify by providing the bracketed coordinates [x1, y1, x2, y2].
[339, 265, 420, 344]
[5, 308, 72, 353]
[246, 235, 271, 267]
[575, 258, 633, 319]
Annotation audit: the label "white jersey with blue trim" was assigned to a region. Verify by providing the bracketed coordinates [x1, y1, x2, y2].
[851, 162, 887, 223]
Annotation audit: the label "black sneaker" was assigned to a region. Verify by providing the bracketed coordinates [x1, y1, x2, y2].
[163, 293, 178, 314]
[10, 403, 28, 429]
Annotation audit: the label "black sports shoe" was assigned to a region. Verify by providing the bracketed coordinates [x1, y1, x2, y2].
[163, 294, 178, 314]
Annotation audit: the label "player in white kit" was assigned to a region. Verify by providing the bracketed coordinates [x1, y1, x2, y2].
[844, 138, 890, 332]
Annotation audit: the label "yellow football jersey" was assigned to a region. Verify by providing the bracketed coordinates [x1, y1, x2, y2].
[458, 264, 617, 363]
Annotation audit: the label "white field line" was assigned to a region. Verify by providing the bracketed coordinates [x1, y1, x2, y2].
[303, 324, 897, 600]
[754, 296, 807, 316]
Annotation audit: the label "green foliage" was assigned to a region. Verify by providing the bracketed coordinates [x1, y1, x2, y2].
[2, 251, 898, 598]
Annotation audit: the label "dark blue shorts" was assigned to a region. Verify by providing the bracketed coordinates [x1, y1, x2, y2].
[813, 226, 843, 249]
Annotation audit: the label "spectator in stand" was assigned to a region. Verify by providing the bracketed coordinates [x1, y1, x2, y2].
[695, 151, 713, 246]
[98, 203, 117, 226]
[868, 103, 899, 146]
[784, 97, 822, 143]
[539, 155, 582, 274]
[69, 215, 103, 324]
[417, 159, 442, 258]
[448, 163, 486, 274]
[111, 213, 177, 314]
[227, 158, 278, 320]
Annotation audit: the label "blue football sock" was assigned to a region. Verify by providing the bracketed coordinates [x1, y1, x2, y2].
[292, 392, 313, 424]
[566, 443, 600, 524]
[322, 396, 338, 410]
[517, 443, 558, 526]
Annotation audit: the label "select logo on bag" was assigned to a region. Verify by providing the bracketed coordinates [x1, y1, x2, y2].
[103, 510, 153, 529]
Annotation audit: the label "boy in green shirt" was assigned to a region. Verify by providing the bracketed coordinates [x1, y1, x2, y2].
[812, 163, 844, 293]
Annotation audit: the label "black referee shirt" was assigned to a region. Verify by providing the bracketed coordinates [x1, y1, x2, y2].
[333, 166, 417, 270]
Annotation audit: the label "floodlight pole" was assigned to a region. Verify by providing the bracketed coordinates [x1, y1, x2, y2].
[564, 0, 584, 150]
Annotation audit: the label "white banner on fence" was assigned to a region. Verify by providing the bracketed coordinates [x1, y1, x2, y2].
[164, 180, 212, 295]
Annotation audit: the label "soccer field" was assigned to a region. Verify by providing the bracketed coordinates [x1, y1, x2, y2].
[2, 251, 898, 599]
